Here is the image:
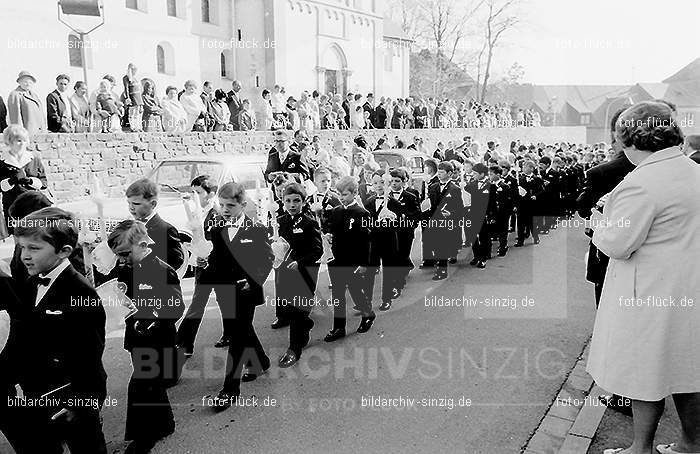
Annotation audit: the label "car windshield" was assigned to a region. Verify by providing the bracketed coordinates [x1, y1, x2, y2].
[374, 154, 423, 173]
[149, 161, 225, 193]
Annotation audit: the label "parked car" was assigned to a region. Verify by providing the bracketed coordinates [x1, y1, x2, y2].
[372, 149, 431, 197]
[61, 154, 271, 243]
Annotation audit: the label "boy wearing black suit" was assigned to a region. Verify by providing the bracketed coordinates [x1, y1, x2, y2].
[363, 170, 400, 311]
[387, 168, 420, 291]
[177, 176, 227, 356]
[420, 159, 440, 268]
[324, 176, 375, 342]
[275, 183, 323, 368]
[264, 129, 310, 183]
[422, 161, 464, 280]
[208, 183, 273, 410]
[126, 178, 184, 272]
[12, 207, 108, 454]
[514, 160, 544, 247]
[487, 166, 514, 257]
[467, 163, 494, 269]
[107, 220, 185, 453]
[307, 166, 341, 233]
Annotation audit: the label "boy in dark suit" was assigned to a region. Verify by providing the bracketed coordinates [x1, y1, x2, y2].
[12, 207, 108, 453]
[420, 159, 440, 268]
[324, 176, 375, 342]
[387, 168, 420, 291]
[363, 170, 400, 311]
[514, 160, 544, 247]
[107, 220, 185, 453]
[467, 163, 494, 269]
[275, 183, 323, 367]
[487, 166, 514, 257]
[208, 183, 273, 410]
[264, 129, 310, 183]
[177, 175, 227, 356]
[307, 166, 341, 233]
[421, 161, 463, 280]
[126, 178, 184, 272]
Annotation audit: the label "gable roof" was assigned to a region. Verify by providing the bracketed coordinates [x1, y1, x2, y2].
[383, 19, 413, 42]
[663, 58, 700, 83]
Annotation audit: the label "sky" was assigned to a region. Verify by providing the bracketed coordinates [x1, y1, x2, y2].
[490, 0, 700, 85]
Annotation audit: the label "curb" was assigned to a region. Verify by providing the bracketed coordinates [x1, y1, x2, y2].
[522, 340, 607, 453]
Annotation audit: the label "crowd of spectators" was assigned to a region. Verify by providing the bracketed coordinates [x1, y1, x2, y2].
[0, 66, 542, 136]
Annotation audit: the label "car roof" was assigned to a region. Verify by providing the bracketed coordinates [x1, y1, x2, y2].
[373, 149, 428, 158]
[158, 154, 266, 165]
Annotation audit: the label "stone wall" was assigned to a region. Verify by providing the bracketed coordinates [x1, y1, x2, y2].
[21, 127, 586, 203]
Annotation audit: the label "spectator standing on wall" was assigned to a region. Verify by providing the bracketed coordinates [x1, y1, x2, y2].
[239, 99, 257, 131]
[46, 74, 74, 133]
[141, 78, 163, 132]
[180, 80, 207, 132]
[69, 81, 91, 133]
[7, 70, 45, 135]
[161, 86, 188, 133]
[210, 89, 231, 131]
[122, 63, 143, 132]
[261, 89, 274, 130]
[89, 74, 119, 132]
[227, 80, 243, 131]
[271, 84, 286, 126]
[0, 94, 7, 132]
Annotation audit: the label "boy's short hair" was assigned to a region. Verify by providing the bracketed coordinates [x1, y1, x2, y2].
[282, 182, 306, 199]
[3, 124, 30, 145]
[336, 176, 358, 194]
[191, 175, 217, 194]
[9, 190, 52, 219]
[107, 220, 150, 253]
[437, 161, 454, 173]
[14, 207, 78, 252]
[522, 160, 536, 170]
[389, 168, 408, 181]
[314, 167, 332, 179]
[126, 178, 159, 200]
[539, 156, 552, 166]
[372, 169, 386, 179]
[498, 159, 511, 169]
[472, 163, 489, 175]
[488, 165, 503, 175]
[218, 182, 246, 203]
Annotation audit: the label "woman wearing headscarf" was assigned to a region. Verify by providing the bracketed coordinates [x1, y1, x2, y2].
[586, 101, 700, 454]
[69, 81, 91, 133]
[179, 80, 207, 132]
[141, 79, 163, 132]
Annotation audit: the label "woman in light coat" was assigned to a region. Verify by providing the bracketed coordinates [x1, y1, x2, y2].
[161, 86, 188, 133]
[69, 81, 91, 133]
[586, 101, 700, 454]
[179, 80, 207, 132]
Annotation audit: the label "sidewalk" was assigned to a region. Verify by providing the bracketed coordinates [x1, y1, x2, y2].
[522, 338, 686, 454]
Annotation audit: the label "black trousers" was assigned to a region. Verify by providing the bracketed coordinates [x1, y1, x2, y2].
[421, 226, 435, 264]
[329, 265, 372, 331]
[471, 225, 491, 261]
[492, 217, 509, 252]
[517, 212, 540, 243]
[222, 301, 268, 395]
[126, 347, 175, 442]
[396, 230, 415, 282]
[287, 306, 314, 356]
[176, 268, 227, 348]
[2, 390, 107, 454]
[276, 264, 319, 357]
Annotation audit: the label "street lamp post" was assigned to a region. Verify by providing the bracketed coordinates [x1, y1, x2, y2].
[57, 0, 105, 84]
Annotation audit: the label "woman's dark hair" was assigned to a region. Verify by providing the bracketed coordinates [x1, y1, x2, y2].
[615, 101, 685, 152]
[74, 81, 86, 91]
[609, 106, 629, 142]
[214, 89, 227, 101]
[8, 191, 52, 219]
[262, 89, 270, 98]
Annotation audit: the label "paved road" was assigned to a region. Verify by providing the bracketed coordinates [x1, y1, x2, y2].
[1, 223, 597, 454]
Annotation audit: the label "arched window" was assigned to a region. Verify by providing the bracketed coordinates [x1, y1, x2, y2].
[220, 52, 227, 78]
[68, 34, 83, 67]
[156, 42, 175, 75]
[156, 45, 166, 73]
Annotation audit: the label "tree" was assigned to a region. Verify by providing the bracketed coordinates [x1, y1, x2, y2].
[473, 0, 521, 103]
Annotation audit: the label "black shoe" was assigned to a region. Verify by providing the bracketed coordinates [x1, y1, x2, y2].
[598, 394, 632, 416]
[176, 344, 193, 358]
[533, 239, 540, 245]
[391, 287, 401, 299]
[513, 242, 524, 247]
[278, 350, 299, 368]
[210, 390, 239, 412]
[379, 301, 392, 311]
[271, 318, 291, 329]
[357, 314, 376, 333]
[497, 247, 508, 257]
[419, 261, 435, 269]
[241, 359, 271, 382]
[324, 328, 346, 342]
[469, 258, 479, 266]
[124, 438, 158, 454]
[214, 337, 230, 349]
[448, 257, 457, 264]
[476, 261, 486, 269]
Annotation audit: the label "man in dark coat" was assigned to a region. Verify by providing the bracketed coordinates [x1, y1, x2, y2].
[227, 80, 243, 131]
[265, 129, 310, 185]
[46, 74, 74, 133]
[0, 95, 7, 132]
[363, 93, 376, 128]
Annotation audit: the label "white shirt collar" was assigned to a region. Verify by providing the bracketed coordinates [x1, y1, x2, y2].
[343, 200, 358, 209]
[39, 258, 70, 281]
[140, 211, 157, 224]
[1, 149, 34, 169]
